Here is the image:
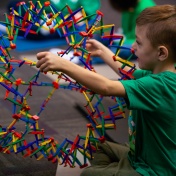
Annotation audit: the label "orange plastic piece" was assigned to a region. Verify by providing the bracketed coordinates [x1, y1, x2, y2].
[44, 1, 50, 7]
[15, 78, 22, 86]
[96, 10, 104, 17]
[98, 136, 105, 143]
[79, 31, 88, 37]
[12, 114, 21, 120]
[52, 81, 59, 89]
[50, 28, 55, 34]
[46, 21, 52, 26]
[32, 115, 40, 121]
[10, 43, 16, 49]
[9, 36, 14, 41]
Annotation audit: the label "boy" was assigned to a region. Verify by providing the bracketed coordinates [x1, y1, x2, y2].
[36, 5, 176, 176]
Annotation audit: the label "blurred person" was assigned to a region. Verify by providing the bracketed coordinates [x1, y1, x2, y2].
[109, 0, 156, 59]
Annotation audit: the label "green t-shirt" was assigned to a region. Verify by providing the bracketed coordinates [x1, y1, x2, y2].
[122, 0, 156, 44]
[121, 70, 176, 176]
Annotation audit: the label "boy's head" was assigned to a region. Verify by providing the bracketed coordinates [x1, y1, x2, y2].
[136, 5, 176, 59]
[109, 0, 138, 12]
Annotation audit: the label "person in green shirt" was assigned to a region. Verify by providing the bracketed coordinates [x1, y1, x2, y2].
[109, 0, 156, 59]
[36, 4, 176, 176]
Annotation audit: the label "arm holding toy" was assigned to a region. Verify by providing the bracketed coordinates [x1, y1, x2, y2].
[86, 39, 131, 75]
[36, 52, 126, 97]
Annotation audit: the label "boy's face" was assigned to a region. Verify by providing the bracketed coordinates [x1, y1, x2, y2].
[132, 25, 159, 71]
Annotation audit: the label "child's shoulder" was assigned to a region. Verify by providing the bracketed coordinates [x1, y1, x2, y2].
[133, 69, 152, 79]
[134, 69, 176, 77]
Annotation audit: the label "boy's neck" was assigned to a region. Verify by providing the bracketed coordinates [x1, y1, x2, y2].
[153, 61, 176, 74]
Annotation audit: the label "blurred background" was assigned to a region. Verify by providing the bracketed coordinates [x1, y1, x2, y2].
[0, 0, 175, 28]
[0, 0, 175, 176]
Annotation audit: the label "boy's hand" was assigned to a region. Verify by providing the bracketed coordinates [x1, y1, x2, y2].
[86, 39, 106, 57]
[36, 52, 62, 72]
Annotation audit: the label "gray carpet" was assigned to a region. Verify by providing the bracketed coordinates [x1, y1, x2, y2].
[0, 51, 128, 176]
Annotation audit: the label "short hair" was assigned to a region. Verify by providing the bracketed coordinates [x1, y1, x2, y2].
[136, 5, 176, 59]
[109, 0, 138, 11]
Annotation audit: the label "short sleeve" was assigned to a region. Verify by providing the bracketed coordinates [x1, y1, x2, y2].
[120, 75, 163, 110]
[133, 70, 152, 79]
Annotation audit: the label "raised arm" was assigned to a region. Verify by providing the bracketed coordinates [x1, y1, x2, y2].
[36, 52, 126, 97]
[86, 39, 131, 75]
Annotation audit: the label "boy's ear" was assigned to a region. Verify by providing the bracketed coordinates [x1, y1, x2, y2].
[157, 46, 168, 61]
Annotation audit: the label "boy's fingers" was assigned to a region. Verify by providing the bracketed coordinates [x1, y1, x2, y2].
[36, 58, 46, 68]
[36, 52, 47, 60]
[86, 39, 94, 44]
[39, 63, 48, 72]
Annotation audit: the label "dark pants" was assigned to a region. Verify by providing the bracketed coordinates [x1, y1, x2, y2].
[80, 141, 140, 176]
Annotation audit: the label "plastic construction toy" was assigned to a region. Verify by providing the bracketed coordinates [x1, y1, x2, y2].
[0, 0, 136, 168]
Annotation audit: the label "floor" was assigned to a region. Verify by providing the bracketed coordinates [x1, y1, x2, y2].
[19, 54, 131, 176]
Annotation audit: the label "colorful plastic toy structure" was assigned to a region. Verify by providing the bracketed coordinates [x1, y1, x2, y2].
[0, 1, 136, 168]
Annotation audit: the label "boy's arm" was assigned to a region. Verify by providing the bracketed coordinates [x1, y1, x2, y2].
[36, 52, 126, 97]
[86, 39, 132, 75]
